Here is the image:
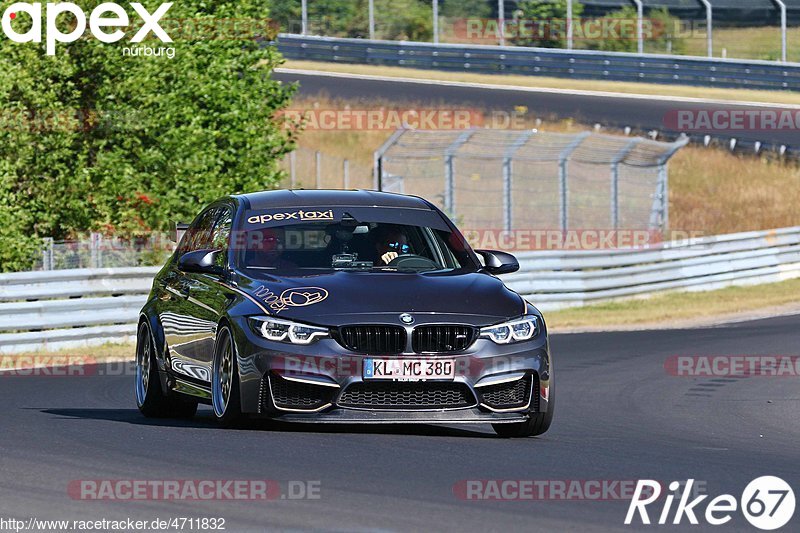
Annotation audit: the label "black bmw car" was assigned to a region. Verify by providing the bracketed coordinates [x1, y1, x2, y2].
[136, 190, 553, 437]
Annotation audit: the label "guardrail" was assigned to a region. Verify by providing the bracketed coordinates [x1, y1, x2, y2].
[276, 34, 800, 91]
[504, 226, 800, 309]
[0, 267, 159, 354]
[1, 227, 799, 353]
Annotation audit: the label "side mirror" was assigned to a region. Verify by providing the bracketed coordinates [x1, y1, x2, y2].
[178, 249, 224, 275]
[476, 249, 519, 275]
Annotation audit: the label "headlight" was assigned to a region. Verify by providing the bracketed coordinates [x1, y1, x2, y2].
[250, 317, 329, 345]
[480, 316, 538, 344]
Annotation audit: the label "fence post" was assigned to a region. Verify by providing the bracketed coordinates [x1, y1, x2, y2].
[610, 139, 643, 230]
[660, 164, 669, 232]
[699, 0, 713, 57]
[432, 0, 439, 44]
[315, 151, 321, 189]
[343, 159, 350, 189]
[567, 0, 574, 50]
[90, 232, 102, 268]
[632, 0, 643, 54]
[650, 137, 688, 232]
[775, 0, 787, 62]
[498, 0, 505, 46]
[373, 128, 408, 191]
[444, 130, 475, 217]
[290, 151, 296, 188]
[558, 132, 590, 232]
[41, 237, 54, 271]
[503, 130, 535, 232]
[369, 0, 375, 40]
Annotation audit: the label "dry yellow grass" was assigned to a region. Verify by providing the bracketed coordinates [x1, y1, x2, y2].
[546, 277, 800, 330]
[290, 96, 800, 235]
[1, 342, 133, 367]
[669, 146, 800, 234]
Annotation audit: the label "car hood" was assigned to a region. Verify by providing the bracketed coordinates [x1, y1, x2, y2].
[237, 269, 525, 327]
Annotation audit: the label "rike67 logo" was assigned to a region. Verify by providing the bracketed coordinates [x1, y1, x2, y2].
[1, 1, 172, 55]
[626, 477, 796, 530]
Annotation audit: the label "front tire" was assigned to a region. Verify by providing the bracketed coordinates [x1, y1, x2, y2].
[136, 322, 198, 418]
[212, 325, 243, 427]
[493, 380, 554, 438]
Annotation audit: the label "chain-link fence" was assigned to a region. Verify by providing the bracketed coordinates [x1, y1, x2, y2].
[31, 133, 683, 271]
[278, 146, 373, 190]
[35, 233, 175, 271]
[375, 128, 687, 232]
[278, 1, 800, 63]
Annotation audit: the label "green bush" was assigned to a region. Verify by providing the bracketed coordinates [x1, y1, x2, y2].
[582, 6, 686, 54]
[511, 0, 584, 49]
[269, 0, 436, 41]
[0, 0, 296, 271]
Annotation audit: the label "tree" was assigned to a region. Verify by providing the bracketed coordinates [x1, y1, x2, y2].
[511, 0, 584, 48]
[269, 0, 436, 42]
[0, 0, 296, 271]
[441, 0, 492, 19]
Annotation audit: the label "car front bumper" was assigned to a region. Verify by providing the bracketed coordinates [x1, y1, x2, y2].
[233, 319, 551, 424]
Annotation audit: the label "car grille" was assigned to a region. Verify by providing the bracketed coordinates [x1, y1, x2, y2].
[412, 325, 476, 353]
[263, 374, 334, 411]
[478, 374, 537, 411]
[337, 381, 476, 410]
[337, 325, 406, 354]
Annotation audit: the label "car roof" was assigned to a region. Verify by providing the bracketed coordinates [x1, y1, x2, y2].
[235, 189, 434, 211]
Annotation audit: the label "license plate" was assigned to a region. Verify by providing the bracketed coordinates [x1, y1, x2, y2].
[363, 358, 455, 380]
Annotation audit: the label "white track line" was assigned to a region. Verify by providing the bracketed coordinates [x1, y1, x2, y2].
[276, 67, 799, 110]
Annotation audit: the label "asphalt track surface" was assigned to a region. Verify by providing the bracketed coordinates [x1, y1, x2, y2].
[2, 314, 799, 532]
[274, 70, 800, 148]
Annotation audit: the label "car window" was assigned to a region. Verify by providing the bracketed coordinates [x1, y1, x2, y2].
[237, 220, 471, 272]
[209, 206, 233, 268]
[177, 207, 218, 255]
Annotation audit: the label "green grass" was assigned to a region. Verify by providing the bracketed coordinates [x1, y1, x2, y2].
[683, 25, 800, 63]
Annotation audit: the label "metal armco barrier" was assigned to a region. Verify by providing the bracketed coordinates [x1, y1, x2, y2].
[1, 227, 799, 353]
[504, 226, 800, 309]
[276, 34, 800, 91]
[0, 267, 159, 354]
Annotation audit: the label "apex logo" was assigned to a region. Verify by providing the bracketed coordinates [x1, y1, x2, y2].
[2, 2, 173, 55]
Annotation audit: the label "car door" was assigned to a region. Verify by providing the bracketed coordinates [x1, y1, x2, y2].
[180, 204, 235, 380]
[161, 206, 219, 382]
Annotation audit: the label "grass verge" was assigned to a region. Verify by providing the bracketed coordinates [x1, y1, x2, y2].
[546, 277, 800, 331]
[1, 342, 133, 366]
[281, 60, 800, 106]
[288, 95, 800, 234]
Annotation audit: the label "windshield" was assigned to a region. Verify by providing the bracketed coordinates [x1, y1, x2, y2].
[235, 219, 474, 273]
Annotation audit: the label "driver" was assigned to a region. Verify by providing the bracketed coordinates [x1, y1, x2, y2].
[245, 228, 294, 269]
[374, 226, 410, 265]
